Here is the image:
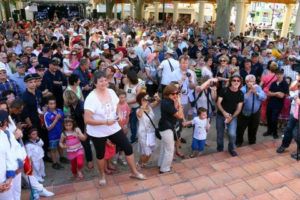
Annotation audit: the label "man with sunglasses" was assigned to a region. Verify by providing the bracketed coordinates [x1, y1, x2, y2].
[216, 73, 244, 157]
[264, 68, 289, 139]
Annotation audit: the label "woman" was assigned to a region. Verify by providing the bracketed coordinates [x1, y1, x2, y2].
[84, 71, 146, 185]
[216, 55, 230, 94]
[66, 74, 84, 101]
[69, 50, 80, 71]
[229, 56, 239, 75]
[90, 41, 102, 70]
[8, 52, 18, 74]
[124, 70, 142, 143]
[259, 61, 278, 125]
[105, 66, 119, 91]
[202, 56, 214, 79]
[63, 90, 94, 169]
[136, 92, 160, 168]
[158, 84, 184, 173]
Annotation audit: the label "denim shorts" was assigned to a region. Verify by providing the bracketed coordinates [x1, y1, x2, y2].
[191, 138, 206, 152]
[49, 139, 60, 150]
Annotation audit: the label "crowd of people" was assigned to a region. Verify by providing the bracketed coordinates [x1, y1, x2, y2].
[1, 15, 300, 199]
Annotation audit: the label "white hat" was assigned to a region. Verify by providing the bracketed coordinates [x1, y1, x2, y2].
[63, 50, 71, 55]
[166, 48, 174, 55]
[266, 49, 272, 53]
[0, 63, 6, 71]
[142, 32, 147, 37]
[73, 32, 78, 37]
[103, 44, 109, 50]
[146, 40, 153, 45]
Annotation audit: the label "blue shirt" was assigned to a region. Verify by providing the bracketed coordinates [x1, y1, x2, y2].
[44, 109, 64, 141]
[0, 79, 22, 98]
[10, 72, 28, 94]
[241, 85, 266, 116]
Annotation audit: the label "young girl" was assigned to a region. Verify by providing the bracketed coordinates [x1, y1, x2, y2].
[104, 140, 117, 175]
[185, 107, 210, 158]
[25, 128, 46, 183]
[59, 118, 86, 179]
[115, 90, 130, 165]
[278, 76, 292, 129]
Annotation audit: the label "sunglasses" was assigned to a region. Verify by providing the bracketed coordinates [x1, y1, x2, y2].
[220, 60, 226, 62]
[170, 92, 179, 95]
[232, 79, 240, 82]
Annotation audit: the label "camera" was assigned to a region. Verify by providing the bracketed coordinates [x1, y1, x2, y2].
[186, 72, 191, 78]
[147, 97, 156, 103]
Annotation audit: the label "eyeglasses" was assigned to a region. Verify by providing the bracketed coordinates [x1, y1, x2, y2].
[220, 60, 226, 63]
[232, 79, 240, 82]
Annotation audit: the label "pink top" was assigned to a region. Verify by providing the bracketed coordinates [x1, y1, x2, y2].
[28, 67, 36, 74]
[64, 128, 83, 152]
[261, 74, 277, 94]
[118, 103, 130, 126]
[294, 103, 299, 120]
[70, 60, 80, 71]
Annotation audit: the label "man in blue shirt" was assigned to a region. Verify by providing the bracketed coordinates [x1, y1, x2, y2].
[10, 62, 28, 94]
[73, 57, 92, 98]
[251, 53, 264, 83]
[236, 75, 266, 146]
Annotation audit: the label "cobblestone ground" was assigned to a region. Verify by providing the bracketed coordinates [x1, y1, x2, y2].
[41, 106, 282, 187]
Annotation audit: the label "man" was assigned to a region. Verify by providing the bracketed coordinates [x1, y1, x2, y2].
[41, 58, 67, 109]
[216, 73, 244, 156]
[38, 47, 51, 68]
[263, 68, 289, 139]
[171, 55, 196, 117]
[240, 59, 255, 85]
[282, 56, 298, 82]
[10, 62, 28, 94]
[178, 37, 189, 52]
[277, 75, 300, 159]
[0, 110, 15, 200]
[158, 49, 180, 92]
[0, 53, 12, 77]
[251, 52, 264, 83]
[197, 39, 208, 56]
[236, 75, 266, 146]
[0, 66, 22, 98]
[22, 33, 34, 49]
[73, 57, 92, 98]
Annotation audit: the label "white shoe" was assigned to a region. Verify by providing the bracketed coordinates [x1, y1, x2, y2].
[38, 177, 44, 183]
[119, 157, 127, 165]
[38, 188, 54, 197]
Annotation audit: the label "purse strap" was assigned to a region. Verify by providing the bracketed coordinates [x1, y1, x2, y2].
[144, 110, 157, 129]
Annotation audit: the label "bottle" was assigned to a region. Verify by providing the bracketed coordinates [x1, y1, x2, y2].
[30, 188, 40, 200]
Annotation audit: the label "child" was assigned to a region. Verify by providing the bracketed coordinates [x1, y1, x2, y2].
[25, 128, 46, 183]
[278, 76, 292, 129]
[104, 140, 117, 175]
[185, 107, 210, 158]
[44, 96, 66, 170]
[115, 90, 130, 165]
[59, 117, 86, 179]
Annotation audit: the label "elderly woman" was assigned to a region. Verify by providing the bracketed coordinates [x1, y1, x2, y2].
[158, 84, 184, 173]
[136, 92, 160, 168]
[84, 71, 145, 185]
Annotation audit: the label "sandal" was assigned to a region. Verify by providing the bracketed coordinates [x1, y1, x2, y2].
[99, 178, 107, 185]
[130, 173, 147, 180]
[77, 172, 84, 180]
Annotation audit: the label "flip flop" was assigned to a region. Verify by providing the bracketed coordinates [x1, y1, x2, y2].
[130, 173, 147, 180]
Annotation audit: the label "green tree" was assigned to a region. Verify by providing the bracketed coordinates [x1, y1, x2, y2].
[105, 0, 115, 19]
[214, 0, 235, 40]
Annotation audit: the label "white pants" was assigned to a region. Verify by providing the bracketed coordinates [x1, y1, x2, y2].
[11, 173, 21, 200]
[22, 173, 44, 192]
[158, 129, 175, 172]
[0, 188, 13, 200]
[33, 159, 45, 181]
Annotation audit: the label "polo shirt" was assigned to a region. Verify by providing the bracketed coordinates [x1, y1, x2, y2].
[10, 72, 28, 94]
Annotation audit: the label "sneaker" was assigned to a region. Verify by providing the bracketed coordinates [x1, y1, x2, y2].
[291, 153, 300, 160]
[52, 163, 64, 170]
[276, 146, 285, 153]
[119, 156, 127, 166]
[38, 188, 54, 197]
[60, 157, 69, 164]
[37, 177, 44, 183]
[229, 150, 238, 157]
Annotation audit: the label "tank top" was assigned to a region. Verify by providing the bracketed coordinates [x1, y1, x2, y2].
[64, 128, 83, 152]
[67, 85, 82, 100]
[125, 83, 139, 108]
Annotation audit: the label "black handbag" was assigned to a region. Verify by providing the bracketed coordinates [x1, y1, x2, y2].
[144, 111, 161, 140]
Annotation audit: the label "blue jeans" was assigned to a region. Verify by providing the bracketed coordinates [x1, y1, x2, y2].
[216, 114, 237, 152]
[129, 107, 139, 142]
[281, 114, 299, 148]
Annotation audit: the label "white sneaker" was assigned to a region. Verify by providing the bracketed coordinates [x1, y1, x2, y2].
[38, 188, 54, 197]
[119, 157, 127, 166]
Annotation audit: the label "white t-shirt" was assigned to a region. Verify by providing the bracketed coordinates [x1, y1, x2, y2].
[91, 48, 102, 69]
[159, 58, 179, 85]
[201, 66, 213, 78]
[84, 89, 121, 138]
[192, 117, 207, 140]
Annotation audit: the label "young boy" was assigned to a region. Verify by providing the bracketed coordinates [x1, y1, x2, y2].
[44, 96, 66, 169]
[185, 107, 210, 158]
[115, 89, 130, 165]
